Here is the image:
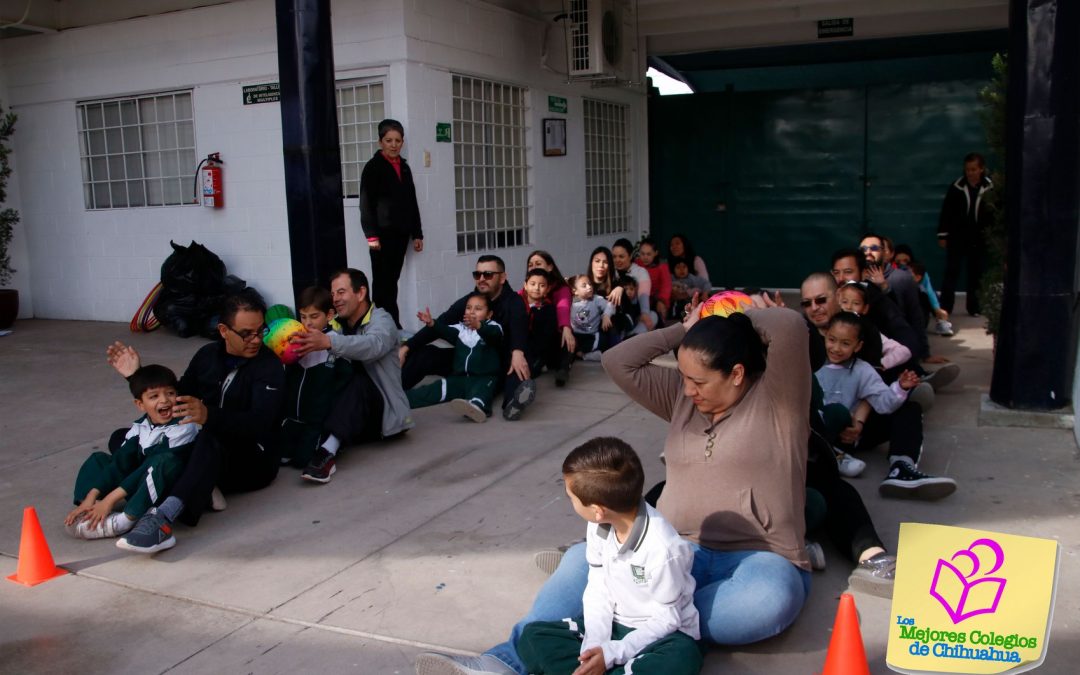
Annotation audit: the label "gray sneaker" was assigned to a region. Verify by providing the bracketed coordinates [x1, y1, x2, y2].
[414, 652, 515, 675]
[848, 553, 896, 598]
[534, 548, 566, 576]
[907, 381, 935, 412]
[502, 379, 536, 421]
[923, 363, 960, 391]
[115, 508, 176, 554]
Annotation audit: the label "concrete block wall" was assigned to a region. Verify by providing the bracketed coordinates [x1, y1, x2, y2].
[1, 0, 649, 326]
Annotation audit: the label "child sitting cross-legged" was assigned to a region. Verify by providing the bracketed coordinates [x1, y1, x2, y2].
[65, 365, 198, 539]
[406, 292, 503, 422]
[518, 437, 702, 675]
[280, 286, 353, 468]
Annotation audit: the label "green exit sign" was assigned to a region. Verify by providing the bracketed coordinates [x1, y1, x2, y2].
[435, 122, 452, 143]
[548, 96, 567, 114]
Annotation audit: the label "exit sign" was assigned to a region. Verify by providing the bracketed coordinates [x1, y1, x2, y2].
[818, 18, 853, 39]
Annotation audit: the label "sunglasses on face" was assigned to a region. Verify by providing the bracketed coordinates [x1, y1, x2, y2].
[225, 324, 269, 342]
[472, 270, 499, 280]
[859, 245, 882, 253]
[800, 295, 830, 308]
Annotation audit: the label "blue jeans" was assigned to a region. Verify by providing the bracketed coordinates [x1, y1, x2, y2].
[486, 542, 811, 673]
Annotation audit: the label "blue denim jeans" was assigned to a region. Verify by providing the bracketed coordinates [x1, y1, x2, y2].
[486, 541, 811, 674]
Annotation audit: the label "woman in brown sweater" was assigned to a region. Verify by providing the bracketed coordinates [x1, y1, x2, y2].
[414, 294, 813, 675]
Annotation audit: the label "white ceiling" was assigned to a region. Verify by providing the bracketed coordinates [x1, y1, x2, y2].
[0, 0, 1008, 55]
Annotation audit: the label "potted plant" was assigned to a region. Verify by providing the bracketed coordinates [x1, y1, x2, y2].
[0, 100, 18, 330]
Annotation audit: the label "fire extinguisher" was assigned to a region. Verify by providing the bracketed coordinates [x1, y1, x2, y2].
[197, 152, 224, 208]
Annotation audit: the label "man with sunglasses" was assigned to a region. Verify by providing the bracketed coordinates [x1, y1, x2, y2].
[106, 288, 286, 553]
[799, 273, 956, 500]
[400, 255, 534, 420]
[859, 234, 928, 361]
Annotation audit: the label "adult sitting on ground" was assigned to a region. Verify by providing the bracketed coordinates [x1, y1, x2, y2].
[106, 288, 285, 554]
[800, 273, 957, 500]
[415, 292, 814, 674]
[610, 238, 655, 336]
[289, 268, 412, 483]
[859, 233, 929, 361]
[399, 255, 534, 421]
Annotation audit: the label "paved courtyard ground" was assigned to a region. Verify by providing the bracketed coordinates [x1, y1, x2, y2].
[1, 313, 1077, 674]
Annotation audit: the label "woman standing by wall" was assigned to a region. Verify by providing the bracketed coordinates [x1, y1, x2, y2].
[359, 119, 423, 329]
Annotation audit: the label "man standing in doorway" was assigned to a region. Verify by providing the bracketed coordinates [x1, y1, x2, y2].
[937, 152, 993, 316]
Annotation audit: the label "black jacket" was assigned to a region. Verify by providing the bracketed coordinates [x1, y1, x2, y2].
[407, 281, 528, 357]
[178, 341, 286, 452]
[937, 176, 993, 246]
[359, 150, 423, 241]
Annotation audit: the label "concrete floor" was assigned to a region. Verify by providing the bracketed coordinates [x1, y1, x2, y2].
[1, 314, 1077, 674]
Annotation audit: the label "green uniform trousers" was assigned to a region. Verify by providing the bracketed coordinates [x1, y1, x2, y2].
[519, 617, 703, 675]
[73, 450, 186, 519]
[406, 374, 497, 415]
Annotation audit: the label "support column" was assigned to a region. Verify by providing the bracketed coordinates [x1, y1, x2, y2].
[275, 0, 346, 302]
[990, 0, 1080, 409]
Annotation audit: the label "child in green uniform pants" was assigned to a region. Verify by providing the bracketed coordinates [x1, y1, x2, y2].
[66, 365, 198, 539]
[406, 292, 503, 422]
[279, 287, 353, 467]
[518, 437, 702, 675]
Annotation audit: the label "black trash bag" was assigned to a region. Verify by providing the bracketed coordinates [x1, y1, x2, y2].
[154, 240, 240, 338]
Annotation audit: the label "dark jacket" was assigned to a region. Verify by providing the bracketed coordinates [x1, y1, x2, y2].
[177, 341, 286, 454]
[937, 176, 993, 246]
[359, 150, 423, 241]
[407, 281, 529, 358]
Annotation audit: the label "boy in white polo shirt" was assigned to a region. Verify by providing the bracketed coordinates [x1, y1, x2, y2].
[518, 437, 702, 675]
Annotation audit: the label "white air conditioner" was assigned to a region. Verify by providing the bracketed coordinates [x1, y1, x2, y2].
[565, 0, 626, 80]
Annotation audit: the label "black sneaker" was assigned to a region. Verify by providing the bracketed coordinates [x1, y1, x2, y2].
[301, 447, 337, 484]
[879, 460, 957, 500]
[502, 379, 536, 421]
[115, 508, 176, 554]
[554, 365, 570, 387]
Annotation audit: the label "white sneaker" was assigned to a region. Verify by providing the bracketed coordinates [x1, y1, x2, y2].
[934, 319, 954, 336]
[805, 539, 826, 570]
[449, 398, 487, 423]
[210, 486, 228, 511]
[414, 652, 515, 675]
[72, 512, 135, 540]
[836, 451, 866, 478]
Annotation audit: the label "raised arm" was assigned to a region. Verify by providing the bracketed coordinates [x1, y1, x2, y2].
[601, 324, 684, 422]
[106, 341, 141, 378]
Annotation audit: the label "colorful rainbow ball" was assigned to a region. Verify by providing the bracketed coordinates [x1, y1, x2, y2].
[699, 290, 753, 319]
[263, 318, 307, 365]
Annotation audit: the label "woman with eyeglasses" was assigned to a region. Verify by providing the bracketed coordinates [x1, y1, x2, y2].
[360, 118, 424, 330]
[416, 292, 815, 674]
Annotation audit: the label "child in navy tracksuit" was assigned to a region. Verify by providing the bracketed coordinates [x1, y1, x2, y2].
[406, 292, 503, 422]
[66, 365, 198, 539]
[280, 287, 353, 467]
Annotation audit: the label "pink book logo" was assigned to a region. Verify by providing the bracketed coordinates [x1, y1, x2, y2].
[929, 538, 1007, 624]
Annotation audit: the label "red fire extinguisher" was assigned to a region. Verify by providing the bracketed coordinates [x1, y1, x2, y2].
[199, 152, 224, 208]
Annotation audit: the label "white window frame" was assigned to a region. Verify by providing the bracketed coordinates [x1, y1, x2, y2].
[336, 78, 386, 199]
[583, 98, 631, 237]
[452, 74, 530, 254]
[77, 90, 197, 209]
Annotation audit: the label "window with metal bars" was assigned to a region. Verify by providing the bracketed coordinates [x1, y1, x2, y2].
[77, 91, 196, 209]
[583, 98, 630, 237]
[452, 74, 530, 254]
[337, 79, 385, 199]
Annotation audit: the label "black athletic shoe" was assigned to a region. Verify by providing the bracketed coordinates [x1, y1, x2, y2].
[301, 447, 337, 484]
[116, 508, 176, 554]
[879, 460, 956, 500]
[502, 379, 536, 421]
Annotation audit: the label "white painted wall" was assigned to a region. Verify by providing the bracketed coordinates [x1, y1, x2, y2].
[0, 0, 649, 328]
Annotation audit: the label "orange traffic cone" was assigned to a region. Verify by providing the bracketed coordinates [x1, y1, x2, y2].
[6, 507, 68, 587]
[821, 593, 870, 675]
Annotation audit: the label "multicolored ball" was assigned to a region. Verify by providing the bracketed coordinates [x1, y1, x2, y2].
[263, 318, 307, 364]
[699, 290, 753, 318]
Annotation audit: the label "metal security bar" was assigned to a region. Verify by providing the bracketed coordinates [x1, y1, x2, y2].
[337, 80, 385, 198]
[452, 74, 530, 253]
[77, 91, 196, 209]
[584, 98, 630, 237]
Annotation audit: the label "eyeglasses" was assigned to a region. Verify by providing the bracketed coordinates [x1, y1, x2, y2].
[472, 270, 500, 280]
[859, 245, 882, 253]
[225, 324, 269, 342]
[800, 295, 830, 308]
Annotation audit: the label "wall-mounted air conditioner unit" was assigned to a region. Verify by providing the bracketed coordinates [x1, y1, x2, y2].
[565, 0, 627, 81]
